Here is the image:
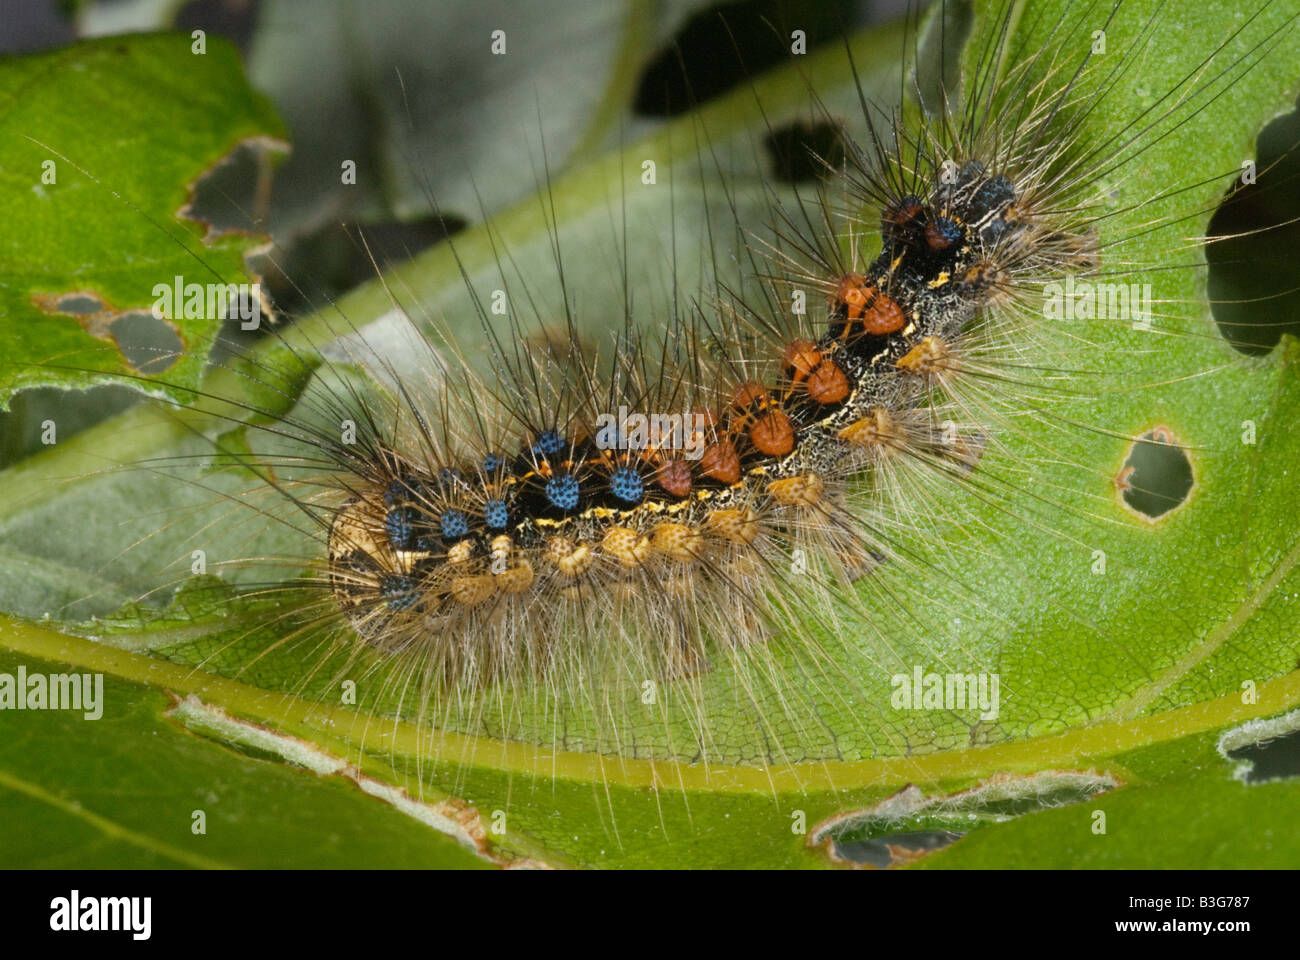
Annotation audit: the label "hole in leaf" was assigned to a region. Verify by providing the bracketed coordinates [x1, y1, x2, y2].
[53, 293, 105, 315]
[1220, 709, 1300, 784]
[109, 311, 183, 374]
[208, 284, 272, 357]
[764, 119, 846, 183]
[31, 291, 184, 376]
[182, 137, 286, 240]
[810, 771, 1118, 868]
[0, 384, 140, 469]
[1116, 427, 1193, 521]
[1206, 95, 1300, 355]
[830, 829, 965, 868]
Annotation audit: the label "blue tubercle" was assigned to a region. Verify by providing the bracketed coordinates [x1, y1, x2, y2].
[545, 473, 581, 511]
[608, 466, 644, 505]
[532, 429, 565, 456]
[484, 499, 509, 529]
[440, 509, 470, 539]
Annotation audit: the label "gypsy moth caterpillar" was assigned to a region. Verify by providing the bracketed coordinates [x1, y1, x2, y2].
[3, 0, 1299, 868]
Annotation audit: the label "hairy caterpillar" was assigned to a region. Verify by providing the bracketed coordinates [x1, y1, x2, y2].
[4, 0, 1300, 868]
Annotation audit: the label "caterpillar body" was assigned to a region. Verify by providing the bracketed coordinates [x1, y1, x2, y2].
[321, 150, 1041, 721]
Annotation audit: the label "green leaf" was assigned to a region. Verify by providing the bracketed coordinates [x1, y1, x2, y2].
[0, 33, 285, 408]
[3, 1, 1300, 868]
[914, 720, 1300, 869]
[0, 641, 497, 868]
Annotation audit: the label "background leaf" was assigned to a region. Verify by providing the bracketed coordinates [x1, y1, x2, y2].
[0, 642, 496, 868]
[0, 33, 285, 406]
